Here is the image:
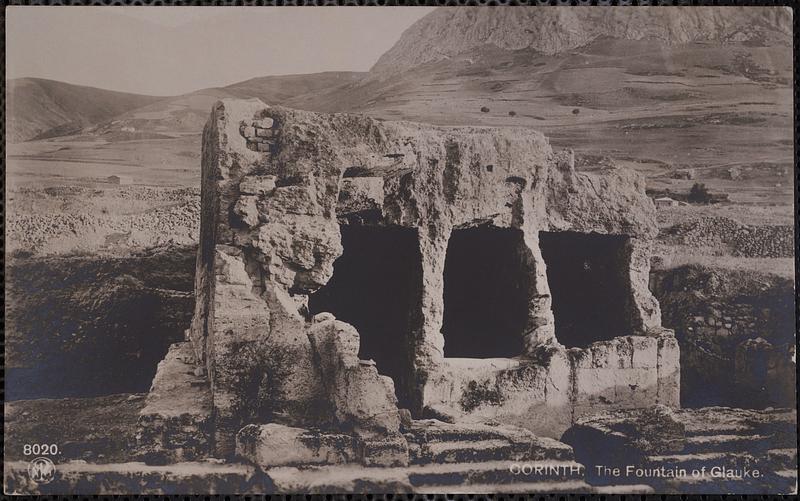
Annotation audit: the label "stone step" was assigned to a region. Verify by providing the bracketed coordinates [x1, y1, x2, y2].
[684, 424, 755, 437]
[683, 433, 774, 453]
[406, 460, 585, 486]
[766, 448, 798, 469]
[266, 464, 414, 493]
[266, 463, 593, 494]
[404, 419, 530, 443]
[414, 480, 593, 494]
[645, 451, 754, 471]
[658, 472, 797, 495]
[592, 484, 655, 494]
[410, 439, 521, 465]
[4, 460, 265, 495]
[682, 409, 797, 440]
[405, 419, 574, 465]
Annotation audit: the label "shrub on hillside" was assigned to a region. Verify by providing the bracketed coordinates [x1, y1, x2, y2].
[688, 183, 712, 204]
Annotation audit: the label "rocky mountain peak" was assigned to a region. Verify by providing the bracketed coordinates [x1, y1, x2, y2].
[371, 6, 792, 75]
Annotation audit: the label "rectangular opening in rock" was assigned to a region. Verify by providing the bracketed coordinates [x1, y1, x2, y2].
[308, 225, 422, 408]
[441, 226, 533, 358]
[539, 231, 632, 348]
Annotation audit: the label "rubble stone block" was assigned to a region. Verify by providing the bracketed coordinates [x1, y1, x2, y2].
[239, 175, 277, 195]
[233, 196, 260, 227]
[136, 343, 213, 464]
[236, 423, 357, 468]
[614, 367, 659, 403]
[338, 177, 385, 216]
[574, 367, 618, 403]
[262, 185, 320, 216]
[631, 336, 658, 368]
[252, 118, 274, 129]
[357, 435, 410, 467]
[215, 251, 252, 286]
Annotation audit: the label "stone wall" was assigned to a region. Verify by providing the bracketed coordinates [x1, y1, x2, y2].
[176, 98, 674, 457]
[424, 333, 679, 438]
[651, 265, 795, 408]
[659, 216, 793, 258]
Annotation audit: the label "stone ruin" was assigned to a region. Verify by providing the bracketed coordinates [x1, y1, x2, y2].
[136, 98, 680, 470]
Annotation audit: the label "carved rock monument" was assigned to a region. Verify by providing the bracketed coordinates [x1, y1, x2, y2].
[137, 99, 679, 470]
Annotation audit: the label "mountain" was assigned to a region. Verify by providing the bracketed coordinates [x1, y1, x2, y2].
[86, 88, 238, 139]
[225, 72, 365, 104]
[5, 78, 166, 143]
[80, 72, 366, 140]
[370, 6, 792, 76]
[6, 72, 365, 144]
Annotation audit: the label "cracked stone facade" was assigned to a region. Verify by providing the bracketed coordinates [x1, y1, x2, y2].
[140, 98, 679, 462]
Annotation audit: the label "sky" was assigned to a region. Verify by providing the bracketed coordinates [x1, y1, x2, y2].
[5, 7, 435, 96]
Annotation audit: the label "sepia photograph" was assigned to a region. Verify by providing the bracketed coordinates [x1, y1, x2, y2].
[3, 4, 797, 495]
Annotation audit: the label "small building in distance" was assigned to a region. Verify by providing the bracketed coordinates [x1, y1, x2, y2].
[671, 168, 695, 180]
[655, 196, 680, 209]
[108, 175, 133, 185]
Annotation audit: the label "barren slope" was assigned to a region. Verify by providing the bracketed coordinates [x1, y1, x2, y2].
[6, 78, 166, 143]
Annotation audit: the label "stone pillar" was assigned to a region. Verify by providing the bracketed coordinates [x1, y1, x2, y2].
[626, 237, 663, 335]
[414, 229, 449, 413]
[656, 332, 681, 407]
[521, 228, 557, 353]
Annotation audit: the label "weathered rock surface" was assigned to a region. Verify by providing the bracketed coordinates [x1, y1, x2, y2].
[136, 342, 213, 464]
[236, 423, 357, 468]
[261, 418, 589, 494]
[171, 98, 670, 457]
[371, 7, 791, 76]
[307, 319, 403, 437]
[423, 333, 679, 438]
[7, 186, 200, 257]
[651, 265, 794, 408]
[404, 419, 574, 464]
[6, 246, 196, 400]
[659, 216, 793, 258]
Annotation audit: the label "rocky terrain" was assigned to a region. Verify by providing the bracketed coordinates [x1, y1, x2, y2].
[370, 7, 791, 75]
[562, 405, 797, 494]
[5, 245, 196, 400]
[659, 216, 793, 259]
[651, 265, 795, 409]
[7, 186, 200, 256]
[5, 394, 147, 464]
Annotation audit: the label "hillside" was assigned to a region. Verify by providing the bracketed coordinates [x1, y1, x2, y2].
[371, 6, 792, 76]
[289, 7, 792, 205]
[225, 71, 365, 105]
[80, 72, 366, 139]
[5, 78, 166, 143]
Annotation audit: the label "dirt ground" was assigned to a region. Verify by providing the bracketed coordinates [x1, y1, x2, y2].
[4, 394, 146, 464]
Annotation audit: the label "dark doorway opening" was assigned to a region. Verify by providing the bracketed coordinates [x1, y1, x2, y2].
[441, 226, 532, 358]
[539, 231, 631, 348]
[308, 225, 422, 408]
